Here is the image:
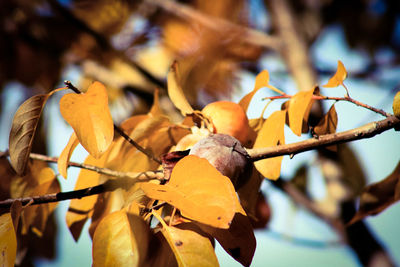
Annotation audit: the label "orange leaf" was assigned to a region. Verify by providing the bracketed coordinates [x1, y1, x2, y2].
[0, 213, 17, 267]
[92, 211, 151, 267]
[167, 62, 194, 116]
[239, 70, 284, 112]
[253, 110, 286, 180]
[159, 222, 219, 267]
[141, 155, 243, 228]
[57, 132, 79, 179]
[322, 60, 347, 88]
[66, 155, 103, 241]
[150, 88, 163, 116]
[60, 81, 114, 158]
[287, 88, 314, 136]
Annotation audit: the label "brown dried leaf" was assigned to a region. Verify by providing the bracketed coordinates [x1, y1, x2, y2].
[197, 213, 256, 267]
[253, 110, 286, 180]
[314, 104, 338, 136]
[348, 161, 400, 225]
[9, 94, 51, 176]
[167, 62, 194, 116]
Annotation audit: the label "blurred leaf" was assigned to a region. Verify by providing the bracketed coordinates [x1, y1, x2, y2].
[9, 90, 60, 176]
[57, 132, 79, 179]
[141, 155, 243, 229]
[92, 211, 150, 267]
[314, 104, 338, 136]
[0, 213, 17, 267]
[237, 167, 263, 217]
[150, 88, 163, 117]
[253, 110, 286, 180]
[287, 88, 314, 136]
[392, 91, 400, 118]
[239, 70, 284, 112]
[348, 161, 400, 225]
[250, 192, 271, 229]
[159, 222, 219, 267]
[198, 213, 256, 267]
[290, 165, 308, 195]
[66, 155, 104, 242]
[167, 62, 194, 116]
[322, 60, 347, 88]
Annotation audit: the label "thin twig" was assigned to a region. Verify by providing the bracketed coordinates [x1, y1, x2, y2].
[262, 94, 391, 117]
[64, 81, 162, 164]
[146, 0, 281, 50]
[247, 115, 400, 161]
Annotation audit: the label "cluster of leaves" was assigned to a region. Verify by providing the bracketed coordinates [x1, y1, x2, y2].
[0, 60, 399, 266]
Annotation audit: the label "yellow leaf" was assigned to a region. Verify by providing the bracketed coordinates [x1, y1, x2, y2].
[66, 155, 103, 241]
[92, 211, 150, 267]
[57, 132, 79, 179]
[0, 213, 17, 267]
[314, 104, 338, 136]
[322, 60, 348, 88]
[141, 155, 242, 228]
[167, 62, 194, 116]
[160, 222, 219, 267]
[60, 81, 114, 158]
[239, 70, 284, 112]
[287, 88, 315, 136]
[253, 110, 286, 180]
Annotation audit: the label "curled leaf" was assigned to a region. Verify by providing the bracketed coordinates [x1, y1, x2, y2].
[239, 70, 284, 112]
[167, 62, 194, 116]
[253, 110, 286, 180]
[314, 104, 338, 136]
[9, 94, 51, 175]
[60, 81, 114, 158]
[287, 88, 315, 136]
[322, 60, 347, 88]
[57, 132, 79, 179]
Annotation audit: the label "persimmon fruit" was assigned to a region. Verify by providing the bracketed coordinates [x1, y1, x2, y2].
[201, 101, 250, 145]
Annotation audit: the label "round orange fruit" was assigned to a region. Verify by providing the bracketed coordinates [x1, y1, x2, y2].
[201, 101, 250, 144]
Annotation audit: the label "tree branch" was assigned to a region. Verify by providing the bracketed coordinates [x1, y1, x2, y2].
[146, 0, 281, 51]
[0, 173, 159, 209]
[247, 115, 399, 161]
[64, 81, 162, 164]
[263, 94, 391, 117]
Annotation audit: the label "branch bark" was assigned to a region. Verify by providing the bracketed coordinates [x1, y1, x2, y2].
[247, 115, 399, 161]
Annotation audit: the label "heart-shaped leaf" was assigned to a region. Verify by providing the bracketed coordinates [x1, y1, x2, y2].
[60, 81, 114, 158]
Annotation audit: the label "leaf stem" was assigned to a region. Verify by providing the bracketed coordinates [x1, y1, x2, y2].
[64, 81, 162, 164]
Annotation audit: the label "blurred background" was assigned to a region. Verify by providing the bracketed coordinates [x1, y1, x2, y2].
[0, 0, 400, 266]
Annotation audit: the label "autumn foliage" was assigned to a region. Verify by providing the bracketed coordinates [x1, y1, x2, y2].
[0, 60, 399, 267]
